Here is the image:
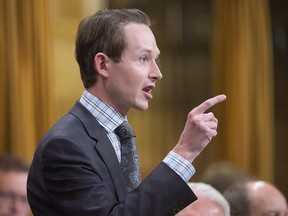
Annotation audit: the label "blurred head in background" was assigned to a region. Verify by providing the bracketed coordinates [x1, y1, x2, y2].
[0, 154, 30, 216]
[224, 180, 288, 216]
[177, 182, 230, 216]
[200, 160, 250, 194]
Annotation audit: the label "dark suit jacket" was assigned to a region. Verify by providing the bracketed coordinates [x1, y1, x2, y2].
[27, 102, 197, 216]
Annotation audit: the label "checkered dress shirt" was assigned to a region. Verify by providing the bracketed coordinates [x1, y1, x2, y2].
[79, 90, 195, 182]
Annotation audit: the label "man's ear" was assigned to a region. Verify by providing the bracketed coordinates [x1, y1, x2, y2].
[94, 52, 110, 78]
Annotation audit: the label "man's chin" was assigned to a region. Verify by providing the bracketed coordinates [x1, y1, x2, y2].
[133, 102, 149, 111]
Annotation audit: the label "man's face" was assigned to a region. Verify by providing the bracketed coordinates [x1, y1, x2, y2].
[0, 171, 30, 216]
[248, 181, 288, 216]
[177, 197, 226, 216]
[103, 23, 162, 115]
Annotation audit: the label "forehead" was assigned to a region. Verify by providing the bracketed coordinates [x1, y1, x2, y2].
[0, 171, 27, 190]
[123, 23, 160, 55]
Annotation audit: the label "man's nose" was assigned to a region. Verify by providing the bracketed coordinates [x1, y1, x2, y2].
[149, 60, 163, 80]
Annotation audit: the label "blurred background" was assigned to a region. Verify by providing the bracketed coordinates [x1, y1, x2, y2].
[0, 0, 287, 199]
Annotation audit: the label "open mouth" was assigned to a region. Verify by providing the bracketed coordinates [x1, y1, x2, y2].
[142, 86, 153, 94]
[142, 86, 154, 99]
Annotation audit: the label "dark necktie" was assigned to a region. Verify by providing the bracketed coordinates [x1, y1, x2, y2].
[115, 121, 141, 192]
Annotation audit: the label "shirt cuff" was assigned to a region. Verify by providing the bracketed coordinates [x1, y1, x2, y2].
[163, 151, 195, 182]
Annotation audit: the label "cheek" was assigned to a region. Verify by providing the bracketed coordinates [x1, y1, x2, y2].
[109, 63, 147, 95]
[122, 73, 144, 93]
[129, 78, 142, 91]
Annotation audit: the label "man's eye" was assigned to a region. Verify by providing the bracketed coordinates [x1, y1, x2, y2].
[139, 56, 148, 62]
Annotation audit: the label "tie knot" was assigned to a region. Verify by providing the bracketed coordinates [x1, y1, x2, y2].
[115, 121, 135, 140]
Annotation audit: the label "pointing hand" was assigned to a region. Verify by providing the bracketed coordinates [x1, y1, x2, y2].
[173, 94, 227, 162]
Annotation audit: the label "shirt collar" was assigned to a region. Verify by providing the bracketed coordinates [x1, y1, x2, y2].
[79, 90, 126, 132]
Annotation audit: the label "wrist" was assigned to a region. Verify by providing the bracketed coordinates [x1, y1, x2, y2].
[172, 145, 200, 163]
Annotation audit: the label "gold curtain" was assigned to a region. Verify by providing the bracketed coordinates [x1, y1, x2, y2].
[211, 0, 274, 181]
[0, 0, 53, 161]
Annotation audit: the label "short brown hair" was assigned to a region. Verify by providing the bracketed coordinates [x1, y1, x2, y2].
[75, 8, 151, 88]
[0, 154, 30, 172]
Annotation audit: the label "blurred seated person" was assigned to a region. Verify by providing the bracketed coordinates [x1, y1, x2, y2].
[177, 182, 230, 216]
[223, 180, 288, 216]
[0, 154, 30, 216]
[200, 160, 250, 194]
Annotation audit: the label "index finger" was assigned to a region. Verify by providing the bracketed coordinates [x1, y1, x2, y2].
[192, 94, 227, 114]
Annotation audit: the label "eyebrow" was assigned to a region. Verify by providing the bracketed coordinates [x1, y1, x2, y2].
[141, 49, 160, 58]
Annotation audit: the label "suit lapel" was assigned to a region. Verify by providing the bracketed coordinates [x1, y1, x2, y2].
[95, 135, 128, 201]
[70, 102, 127, 201]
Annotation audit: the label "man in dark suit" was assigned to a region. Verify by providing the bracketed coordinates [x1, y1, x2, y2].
[27, 8, 226, 216]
